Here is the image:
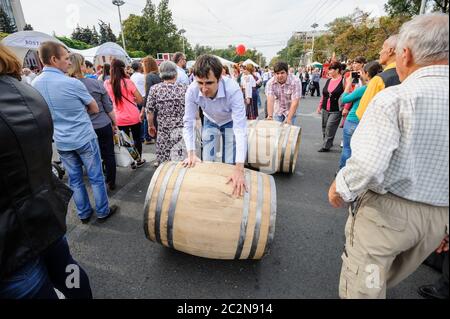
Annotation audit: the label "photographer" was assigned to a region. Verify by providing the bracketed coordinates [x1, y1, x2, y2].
[339, 61, 383, 169]
[342, 56, 366, 119]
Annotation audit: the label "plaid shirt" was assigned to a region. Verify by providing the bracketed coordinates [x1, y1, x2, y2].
[265, 75, 301, 116]
[336, 65, 449, 206]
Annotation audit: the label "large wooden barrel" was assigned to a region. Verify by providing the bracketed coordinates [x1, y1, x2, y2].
[247, 120, 302, 174]
[144, 161, 277, 260]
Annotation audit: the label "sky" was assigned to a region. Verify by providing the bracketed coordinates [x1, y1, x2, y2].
[20, 0, 388, 60]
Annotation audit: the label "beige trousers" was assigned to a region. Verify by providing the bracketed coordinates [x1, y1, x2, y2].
[339, 191, 449, 299]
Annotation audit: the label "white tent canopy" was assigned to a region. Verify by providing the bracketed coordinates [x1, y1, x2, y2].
[214, 55, 234, 68]
[1, 31, 67, 63]
[70, 42, 132, 66]
[242, 58, 259, 67]
[187, 55, 235, 70]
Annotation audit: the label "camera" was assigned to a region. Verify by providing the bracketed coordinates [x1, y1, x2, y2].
[351, 72, 360, 79]
[351, 72, 360, 84]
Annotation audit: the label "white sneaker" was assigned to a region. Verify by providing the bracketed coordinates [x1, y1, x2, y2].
[340, 141, 344, 148]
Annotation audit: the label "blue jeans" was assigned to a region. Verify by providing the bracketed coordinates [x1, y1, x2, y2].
[58, 138, 110, 219]
[274, 114, 297, 125]
[202, 117, 236, 164]
[339, 120, 359, 169]
[0, 237, 92, 299]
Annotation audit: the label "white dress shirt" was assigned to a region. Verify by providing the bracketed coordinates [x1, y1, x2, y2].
[336, 65, 449, 207]
[176, 66, 190, 86]
[130, 72, 146, 97]
[183, 77, 248, 163]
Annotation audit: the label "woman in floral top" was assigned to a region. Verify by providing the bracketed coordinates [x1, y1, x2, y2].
[146, 61, 188, 166]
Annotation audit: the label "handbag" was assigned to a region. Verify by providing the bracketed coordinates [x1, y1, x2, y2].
[118, 130, 140, 161]
[114, 144, 135, 167]
[114, 131, 137, 167]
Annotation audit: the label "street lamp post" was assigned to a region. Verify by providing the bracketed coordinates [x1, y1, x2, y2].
[112, 0, 126, 52]
[179, 29, 186, 53]
[311, 23, 319, 62]
[420, 0, 428, 14]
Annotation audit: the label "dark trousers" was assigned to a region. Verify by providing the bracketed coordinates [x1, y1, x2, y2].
[0, 237, 92, 299]
[311, 81, 321, 97]
[435, 252, 449, 297]
[94, 123, 116, 186]
[302, 82, 308, 97]
[322, 110, 342, 150]
[119, 123, 143, 157]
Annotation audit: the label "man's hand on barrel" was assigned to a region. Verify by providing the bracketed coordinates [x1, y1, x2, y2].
[227, 163, 248, 197]
[328, 180, 344, 208]
[182, 151, 202, 168]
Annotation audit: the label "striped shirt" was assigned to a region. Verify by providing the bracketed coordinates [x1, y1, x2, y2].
[336, 65, 449, 206]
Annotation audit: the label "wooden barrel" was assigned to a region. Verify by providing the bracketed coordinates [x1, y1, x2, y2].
[144, 161, 277, 260]
[247, 120, 302, 174]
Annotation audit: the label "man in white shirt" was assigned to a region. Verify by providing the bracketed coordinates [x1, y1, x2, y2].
[173, 52, 190, 86]
[183, 55, 247, 197]
[262, 66, 272, 87]
[130, 61, 146, 98]
[328, 14, 449, 299]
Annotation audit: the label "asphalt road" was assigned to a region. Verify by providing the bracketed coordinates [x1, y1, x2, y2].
[64, 86, 440, 299]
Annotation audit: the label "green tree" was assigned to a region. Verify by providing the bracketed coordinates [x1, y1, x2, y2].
[0, 32, 9, 40]
[0, 7, 17, 33]
[91, 26, 100, 46]
[99, 20, 117, 44]
[385, 0, 422, 16]
[121, 0, 184, 56]
[433, 0, 449, 12]
[385, 0, 449, 16]
[56, 36, 92, 50]
[72, 25, 96, 45]
[127, 50, 147, 58]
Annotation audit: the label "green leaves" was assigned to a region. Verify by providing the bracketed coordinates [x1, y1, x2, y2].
[0, 7, 17, 34]
[121, 0, 184, 57]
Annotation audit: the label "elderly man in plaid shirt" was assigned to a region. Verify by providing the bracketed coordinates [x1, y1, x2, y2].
[328, 14, 449, 299]
[265, 61, 301, 125]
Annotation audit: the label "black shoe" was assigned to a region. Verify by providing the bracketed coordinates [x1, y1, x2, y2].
[318, 148, 330, 153]
[418, 284, 449, 299]
[97, 205, 119, 224]
[136, 159, 146, 168]
[80, 210, 94, 224]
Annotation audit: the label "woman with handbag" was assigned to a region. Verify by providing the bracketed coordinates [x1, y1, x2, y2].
[104, 59, 146, 168]
[0, 44, 92, 299]
[316, 62, 345, 153]
[68, 53, 118, 191]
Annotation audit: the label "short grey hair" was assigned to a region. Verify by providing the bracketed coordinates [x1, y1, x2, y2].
[385, 34, 398, 50]
[159, 61, 178, 80]
[396, 13, 449, 65]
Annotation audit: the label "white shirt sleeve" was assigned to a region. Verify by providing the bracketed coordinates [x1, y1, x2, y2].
[229, 89, 248, 163]
[183, 85, 198, 152]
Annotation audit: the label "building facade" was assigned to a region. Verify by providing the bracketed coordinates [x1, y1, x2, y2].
[0, 0, 26, 31]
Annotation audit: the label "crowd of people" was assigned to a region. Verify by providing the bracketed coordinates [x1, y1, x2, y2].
[0, 13, 448, 300]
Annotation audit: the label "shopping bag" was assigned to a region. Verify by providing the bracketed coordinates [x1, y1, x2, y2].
[117, 131, 140, 161]
[114, 144, 135, 167]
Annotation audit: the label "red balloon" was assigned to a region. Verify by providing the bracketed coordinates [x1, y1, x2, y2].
[236, 44, 246, 56]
